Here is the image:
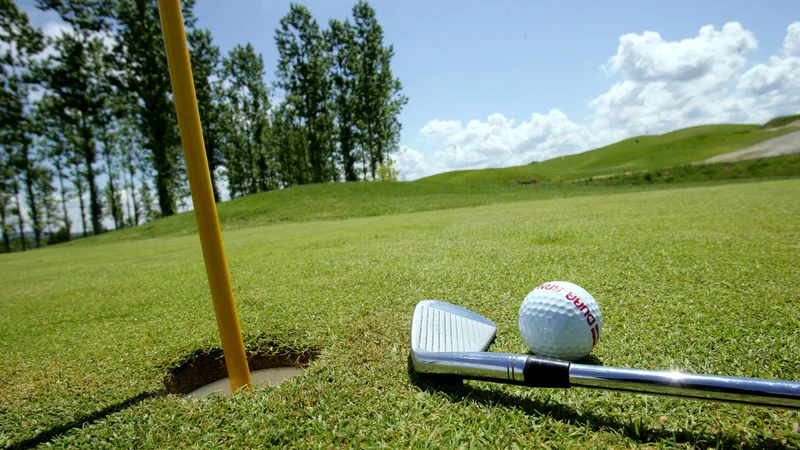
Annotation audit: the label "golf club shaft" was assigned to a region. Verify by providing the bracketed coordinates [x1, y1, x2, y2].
[568, 363, 800, 409]
[412, 351, 800, 409]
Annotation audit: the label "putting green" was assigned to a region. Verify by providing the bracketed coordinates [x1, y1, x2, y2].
[1, 179, 798, 448]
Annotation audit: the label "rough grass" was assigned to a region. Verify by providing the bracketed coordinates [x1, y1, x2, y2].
[761, 114, 800, 129]
[418, 124, 800, 184]
[64, 181, 723, 244]
[575, 154, 800, 186]
[1, 179, 799, 448]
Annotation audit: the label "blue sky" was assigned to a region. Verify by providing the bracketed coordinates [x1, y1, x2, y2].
[188, 0, 800, 178]
[13, 0, 800, 231]
[20, 0, 800, 180]
[195, 0, 791, 126]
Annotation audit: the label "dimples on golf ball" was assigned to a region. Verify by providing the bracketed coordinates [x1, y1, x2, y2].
[518, 281, 602, 361]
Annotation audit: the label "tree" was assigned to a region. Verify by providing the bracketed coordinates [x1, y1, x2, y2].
[275, 4, 336, 184]
[115, 0, 197, 218]
[37, 0, 112, 236]
[271, 101, 307, 187]
[99, 118, 123, 229]
[222, 43, 273, 196]
[188, 28, 223, 202]
[1, 0, 46, 248]
[375, 155, 399, 181]
[36, 94, 73, 236]
[117, 120, 142, 226]
[326, 18, 359, 182]
[0, 149, 13, 252]
[351, 1, 406, 179]
[70, 155, 88, 237]
[138, 178, 157, 222]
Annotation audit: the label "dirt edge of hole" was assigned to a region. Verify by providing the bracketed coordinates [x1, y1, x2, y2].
[163, 346, 319, 395]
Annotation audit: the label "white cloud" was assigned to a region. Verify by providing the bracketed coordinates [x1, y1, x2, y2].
[590, 21, 760, 136]
[784, 22, 800, 56]
[421, 110, 599, 174]
[393, 146, 432, 181]
[604, 22, 756, 83]
[402, 21, 800, 180]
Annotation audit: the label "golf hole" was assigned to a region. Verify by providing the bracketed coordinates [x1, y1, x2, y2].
[163, 347, 317, 399]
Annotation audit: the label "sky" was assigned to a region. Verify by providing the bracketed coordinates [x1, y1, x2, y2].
[11, 0, 800, 231]
[189, 0, 800, 180]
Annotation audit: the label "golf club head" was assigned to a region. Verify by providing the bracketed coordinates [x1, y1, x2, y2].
[410, 300, 503, 380]
[411, 300, 497, 354]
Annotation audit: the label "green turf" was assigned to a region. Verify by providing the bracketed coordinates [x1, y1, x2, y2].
[66, 181, 717, 244]
[418, 125, 800, 184]
[2, 179, 799, 448]
[66, 175, 799, 246]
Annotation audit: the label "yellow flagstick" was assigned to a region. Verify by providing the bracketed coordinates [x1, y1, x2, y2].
[157, 0, 253, 393]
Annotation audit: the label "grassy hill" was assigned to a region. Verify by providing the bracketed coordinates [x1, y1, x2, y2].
[761, 114, 800, 129]
[418, 123, 800, 184]
[69, 181, 700, 245]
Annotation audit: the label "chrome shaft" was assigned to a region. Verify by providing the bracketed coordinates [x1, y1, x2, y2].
[412, 351, 528, 383]
[569, 364, 800, 409]
[411, 351, 800, 409]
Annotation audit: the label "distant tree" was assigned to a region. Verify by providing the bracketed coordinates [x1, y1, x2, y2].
[375, 155, 399, 181]
[222, 43, 273, 196]
[117, 121, 142, 226]
[36, 95, 73, 236]
[138, 178, 157, 222]
[1, 0, 46, 248]
[326, 18, 359, 182]
[271, 101, 308, 187]
[188, 28, 224, 202]
[10, 189, 25, 250]
[33, 161, 57, 236]
[99, 118, 124, 229]
[37, 0, 113, 236]
[275, 4, 336, 184]
[352, 1, 407, 179]
[115, 0, 197, 218]
[70, 155, 88, 236]
[0, 152, 13, 252]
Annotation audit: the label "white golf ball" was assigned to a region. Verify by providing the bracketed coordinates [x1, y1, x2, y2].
[518, 281, 602, 361]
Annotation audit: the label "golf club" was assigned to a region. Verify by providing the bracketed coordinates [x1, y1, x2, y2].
[410, 300, 800, 410]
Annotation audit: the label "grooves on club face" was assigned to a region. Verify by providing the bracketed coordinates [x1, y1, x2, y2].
[410, 300, 497, 354]
[409, 300, 531, 384]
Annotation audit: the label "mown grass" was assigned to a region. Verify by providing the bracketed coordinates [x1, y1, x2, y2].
[64, 181, 709, 244]
[418, 125, 800, 184]
[1, 179, 799, 448]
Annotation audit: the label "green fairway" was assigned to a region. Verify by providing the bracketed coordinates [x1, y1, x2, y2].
[2, 180, 799, 448]
[70, 180, 720, 244]
[66, 176, 797, 246]
[418, 124, 800, 184]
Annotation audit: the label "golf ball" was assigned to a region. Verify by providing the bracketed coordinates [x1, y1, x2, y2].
[518, 281, 602, 361]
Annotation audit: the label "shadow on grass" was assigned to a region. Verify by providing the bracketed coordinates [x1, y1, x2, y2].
[9, 391, 164, 450]
[406, 356, 790, 449]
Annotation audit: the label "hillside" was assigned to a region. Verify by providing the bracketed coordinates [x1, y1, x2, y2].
[417, 122, 800, 184]
[69, 182, 650, 244]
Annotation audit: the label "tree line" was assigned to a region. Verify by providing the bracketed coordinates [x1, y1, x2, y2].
[0, 0, 406, 252]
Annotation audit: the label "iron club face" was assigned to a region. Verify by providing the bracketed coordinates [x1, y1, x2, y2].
[410, 300, 497, 354]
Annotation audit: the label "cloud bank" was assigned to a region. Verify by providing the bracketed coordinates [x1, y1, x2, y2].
[398, 22, 800, 180]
